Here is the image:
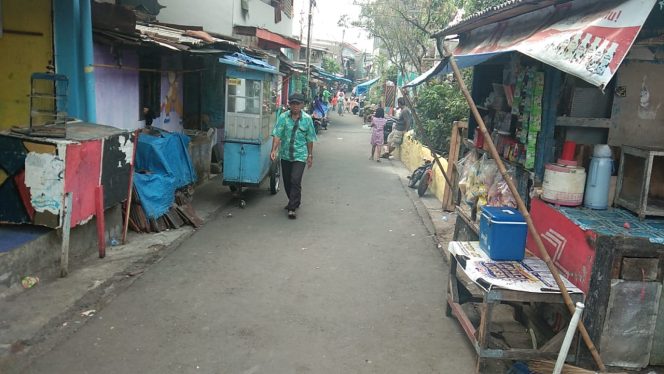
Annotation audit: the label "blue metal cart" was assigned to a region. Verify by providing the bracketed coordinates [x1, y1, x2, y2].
[221, 58, 280, 207]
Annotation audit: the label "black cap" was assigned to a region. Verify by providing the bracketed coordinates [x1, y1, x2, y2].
[288, 93, 305, 103]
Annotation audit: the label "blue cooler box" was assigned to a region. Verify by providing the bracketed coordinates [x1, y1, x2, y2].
[479, 206, 527, 261]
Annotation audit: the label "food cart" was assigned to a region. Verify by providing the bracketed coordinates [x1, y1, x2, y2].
[219, 54, 280, 207]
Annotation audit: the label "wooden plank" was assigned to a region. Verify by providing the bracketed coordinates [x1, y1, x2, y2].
[448, 298, 477, 343]
[479, 348, 561, 361]
[95, 185, 106, 258]
[128, 215, 141, 233]
[167, 207, 185, 227]
[540, 328, 568, 353]
[59, 193, 73, 277]
[486, 289, 583, 304]
[443, 121, 466, 211]
[621, 257, 659, 281]
[177, 203, 203, 228]
[555, 117, 612, 128]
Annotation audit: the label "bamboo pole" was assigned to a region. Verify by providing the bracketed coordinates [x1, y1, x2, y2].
[441, 46, 606, 372]
[399, 88, 454, 191]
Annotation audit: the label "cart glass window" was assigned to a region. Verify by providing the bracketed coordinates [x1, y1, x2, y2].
[227, 78, 261, 115]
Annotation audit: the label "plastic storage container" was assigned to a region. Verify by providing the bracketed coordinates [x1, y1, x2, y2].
[479, 206, 527, 261]
[584, 144, 613, 209]
[542, 161, 586, 206]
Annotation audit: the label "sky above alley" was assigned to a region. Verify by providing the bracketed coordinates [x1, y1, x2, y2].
[292, 0, 375, 52]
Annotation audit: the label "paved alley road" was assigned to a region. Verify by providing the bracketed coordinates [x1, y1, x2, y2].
[26, 113, 475, 373]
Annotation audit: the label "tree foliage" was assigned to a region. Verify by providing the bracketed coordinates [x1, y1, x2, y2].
[354, 0, 456, 76]
[414, 71, 472, 154]
[353, 0, 505, 151]
[321, 56, 341, 74]
[454, 0, 506, 15]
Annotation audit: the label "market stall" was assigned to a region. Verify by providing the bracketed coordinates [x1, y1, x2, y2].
[409, 0, 664, 370]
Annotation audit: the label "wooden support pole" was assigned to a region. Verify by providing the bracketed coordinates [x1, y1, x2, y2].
[399, 88, 454, 192]
[122, 130, 139, 244]
[441, 46, 606, 372]
[443, 121, 466, 211]
[59, 192, 73, 277]
[96, 185, 106, 259]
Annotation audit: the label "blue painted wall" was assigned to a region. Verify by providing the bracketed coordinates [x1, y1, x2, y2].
[53, 0, 96, 122]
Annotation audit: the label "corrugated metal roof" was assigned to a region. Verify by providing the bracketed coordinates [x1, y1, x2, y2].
[136, 24, 237, 48]
[94, 22, 238, 53]
[433, 0, 569, 37]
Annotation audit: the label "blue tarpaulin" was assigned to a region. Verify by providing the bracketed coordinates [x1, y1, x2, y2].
[353, 77, 379, 96]
[316, 70, 352, 84]
[134, 132, 196, 219]
[218, 52, 277, 74]
[403, 52, 505, 88]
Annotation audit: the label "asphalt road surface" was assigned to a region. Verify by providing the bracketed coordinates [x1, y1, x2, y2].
[26, 112, 475, 373]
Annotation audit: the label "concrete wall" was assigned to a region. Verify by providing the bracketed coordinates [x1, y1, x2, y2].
[0, 0, 53, 130]
[233, 0, 292, 36]
[94, 44, 142, 130]
[0, 206, 122, 297]
[157, 0, 292, 38]
[157, 0, 233, 36]
[399, 132, 449, 203]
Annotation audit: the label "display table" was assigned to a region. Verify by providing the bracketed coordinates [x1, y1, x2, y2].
[527, 199, 664, 368]
[446, 241, 584, 372]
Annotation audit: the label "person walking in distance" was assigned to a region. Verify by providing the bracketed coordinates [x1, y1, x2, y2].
[270, 93, 317, 219]
[370, 107, 387, 162]
[382, 97, 413, 158]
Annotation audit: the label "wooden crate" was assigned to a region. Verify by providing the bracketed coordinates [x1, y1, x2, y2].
[615, 146, 664, 219]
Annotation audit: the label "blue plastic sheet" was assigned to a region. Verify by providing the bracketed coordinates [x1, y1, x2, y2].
[133, 132, 196, 219]
[353, 77, 379, 96]
[218, 52, 277, 74]
[403, 52, 506, 88]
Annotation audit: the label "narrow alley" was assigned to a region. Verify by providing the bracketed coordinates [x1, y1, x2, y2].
[23, 113, 475, 373]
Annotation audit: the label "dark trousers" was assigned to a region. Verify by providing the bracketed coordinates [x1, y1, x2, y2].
[281, 160, 306, 210]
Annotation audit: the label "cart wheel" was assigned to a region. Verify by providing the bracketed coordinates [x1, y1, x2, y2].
[239, 200, 247, 209]
[229, 185, 238, 192]
[269, 162, 280, 195]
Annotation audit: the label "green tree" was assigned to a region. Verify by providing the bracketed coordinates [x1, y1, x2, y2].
[321, 56, 341, 74]
[454, 0, 506, 15]
[354, 0, 456, 76]
[414, 70, 472, 153]
[354, 0, 503, 151]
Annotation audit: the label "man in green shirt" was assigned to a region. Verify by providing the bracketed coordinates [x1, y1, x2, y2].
[322, 88, 332, 119]
[270, 93, 318, 219]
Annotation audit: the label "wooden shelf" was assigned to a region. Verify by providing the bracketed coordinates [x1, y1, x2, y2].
[555, 117, 611, 128]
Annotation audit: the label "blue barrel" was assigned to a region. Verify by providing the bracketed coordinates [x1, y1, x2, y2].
[584, 145, 613, 209]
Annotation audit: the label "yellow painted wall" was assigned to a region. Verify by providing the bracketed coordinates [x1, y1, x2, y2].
[0, 0, 53, 130]
[399, 131, 449, 202]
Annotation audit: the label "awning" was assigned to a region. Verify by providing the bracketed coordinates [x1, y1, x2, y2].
[427, 0, 657, 88]
[315, 70, 352, 84]
[233, 26, 300, 50]
[218, 52, 277, 74]
[404, 52, 505, 87]
[353, 77, 379, 96]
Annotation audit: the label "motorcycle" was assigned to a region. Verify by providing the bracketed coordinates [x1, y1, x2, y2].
[407, 159, 433, 197]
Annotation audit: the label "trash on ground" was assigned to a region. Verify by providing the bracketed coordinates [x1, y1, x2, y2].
[21, 276, 39, 289]
[81, 309, 96, 317]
